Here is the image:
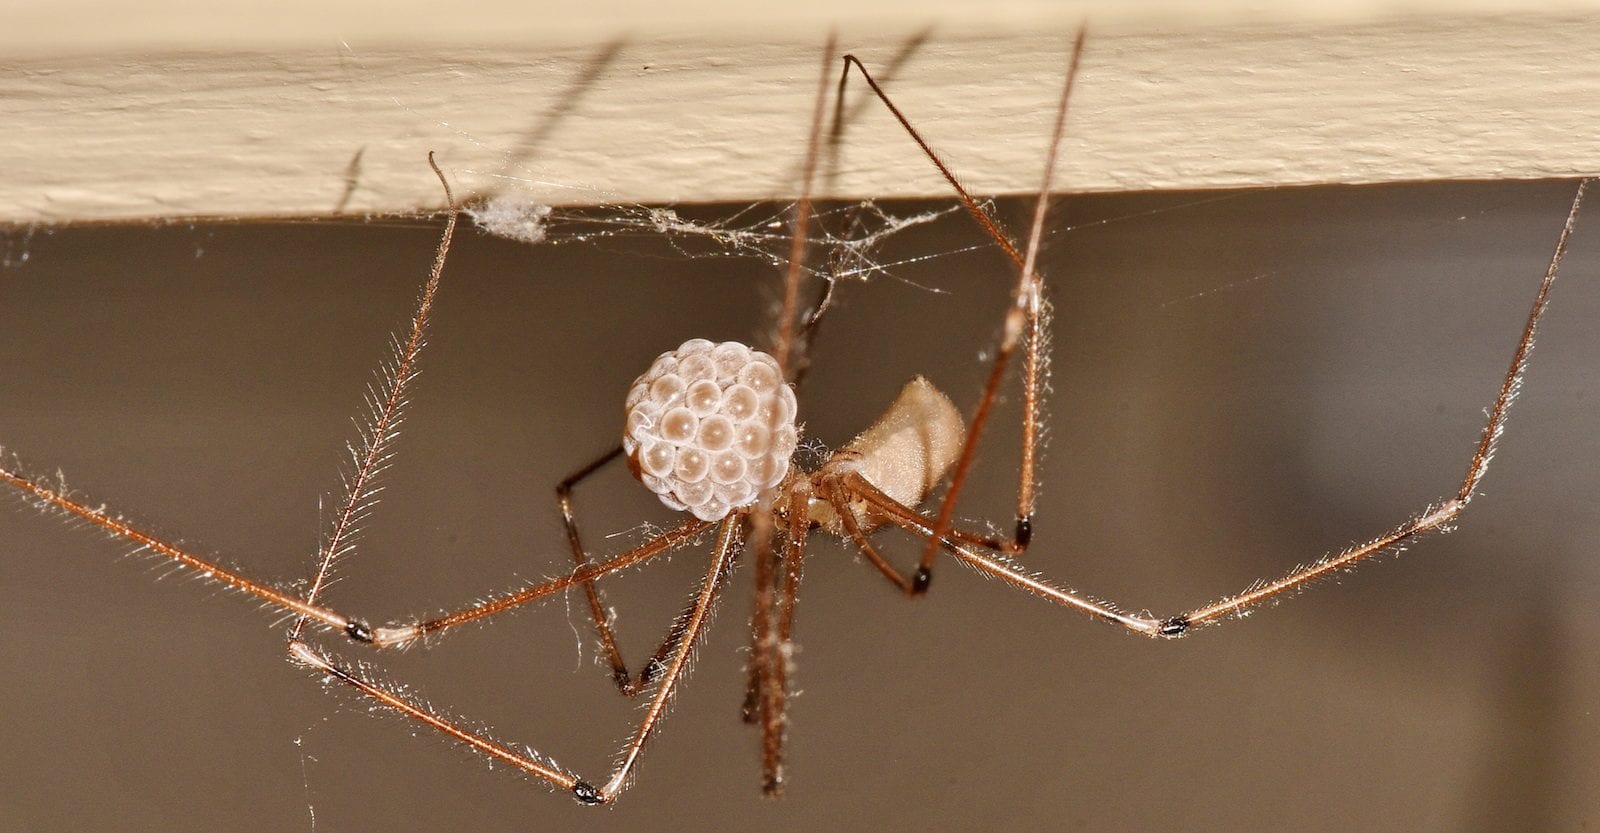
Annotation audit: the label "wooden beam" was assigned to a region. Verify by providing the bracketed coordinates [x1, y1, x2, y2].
[5, 2, 1600, 223]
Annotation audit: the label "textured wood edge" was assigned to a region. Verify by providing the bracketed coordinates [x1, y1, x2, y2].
[4, 7, 1600, 223]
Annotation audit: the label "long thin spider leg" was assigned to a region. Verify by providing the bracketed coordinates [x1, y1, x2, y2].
[1168, 176, 1590, 633]
[772, 32, 836, 381]
[367, 517, 710, 646]
[787, 264, 842, 390]
[557, 446, 709, 695]
[835, 56, 1026, 272]
[844, 177, 1590, 637]
[740, 33, 836, 784]
[554, 444, 639, 693]
[0, 456, 707, 647]
[743, 511, 780, 726]
[837, 471, 1009, 554]
[0, 462, 352, 631]
[601, 515, 742, 801]
[285, 514, 742, 806]
[0, 157, 469, 643]
[288, 154, 459, 644]
[848, 472, 1478, 637]
[835, 470, 1156, 633]
[913, 29, 1086, 583]
[3, 160, 697, 651]
[287, 641, 583, 793]
[838, 31, 1089, 590]
[757, 486, 810, 796]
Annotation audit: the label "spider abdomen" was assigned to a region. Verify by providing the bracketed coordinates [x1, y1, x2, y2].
[814, 377, 965, 531]
[623, 339, 800, 521]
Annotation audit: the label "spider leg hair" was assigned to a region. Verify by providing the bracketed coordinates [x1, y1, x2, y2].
[832, 177, 1590, 637]
[556, 443, 683, 696]
[289, 153, 458, 643]
[742, 486, 811, 796]
[289, 514, 743, 806]
[838, 29, 1089, 585]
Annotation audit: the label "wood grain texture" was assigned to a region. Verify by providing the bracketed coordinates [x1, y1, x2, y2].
[4, 4, 1600, 222]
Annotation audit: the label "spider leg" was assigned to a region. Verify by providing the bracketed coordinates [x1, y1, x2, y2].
[556, 443, 678, 695]
[839, 176, 1590, 637]
[838, 30, 1089, 592]
[288, 514, 742, 805]
[844, 469, 1465, 637]
[0, 461, 356, 632]
[819, 477, 915, 593]
[771, 33, 836, 380]
[0, 157, 707, 650]
[837, 470, 1155, 633]
[0, 455, 710, 645]
[817, 472, 1013, 594]
[741, 487, 810, 795]
[736, 35, 831, 796]
[288, 154, 458, 644]
[368, 517, 709, 645]
[603, 514, 742, 799]
[768, 493, 806, 787]
[743, 511, 780, 725]
[286, 640, 582, 792]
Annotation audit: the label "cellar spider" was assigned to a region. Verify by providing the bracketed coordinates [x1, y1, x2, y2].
[0, 27, 1593, 818]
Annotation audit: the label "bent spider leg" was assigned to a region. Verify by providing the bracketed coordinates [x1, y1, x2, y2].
[2, 153, 702, 652]
[555, 443, 686, 695]
[602, 514, 743, 801]
[836, 469, 1150, 631]
[288, 153, 457, 645]
[5, 150, 442, 640]
[288, 514, 743, 805]
[847, 178, 1591, 638]
[555, 444, 633, 690]
[820, 476, 916, 593]
[909, 29, 1085, 581]
[838, 29, 1089, 580]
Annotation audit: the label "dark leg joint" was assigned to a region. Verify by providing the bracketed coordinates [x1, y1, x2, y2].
[612, 667, 636, 695]
[343, 618, 375, 643]
[911, 566, 932, 595]
[571, 780, 604, 805]
[762, 773, 784, 797]
[1014, 514, 1033, 550]
[1158, 616, 1190, 639]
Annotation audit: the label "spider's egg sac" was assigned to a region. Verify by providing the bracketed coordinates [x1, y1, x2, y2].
[623, 339, 799, 521]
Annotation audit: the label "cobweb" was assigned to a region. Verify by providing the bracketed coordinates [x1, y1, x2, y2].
[461, 184, 967, 287]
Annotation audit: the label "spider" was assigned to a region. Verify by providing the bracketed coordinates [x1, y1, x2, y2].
[0, 30, 1594, 820]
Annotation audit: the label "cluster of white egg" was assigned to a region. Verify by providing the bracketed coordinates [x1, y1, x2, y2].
[623, 339, 800, 521]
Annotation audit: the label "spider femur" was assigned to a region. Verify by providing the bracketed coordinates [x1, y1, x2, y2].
[623, 339, 800, 521]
